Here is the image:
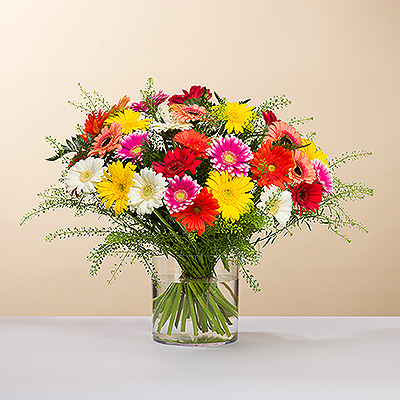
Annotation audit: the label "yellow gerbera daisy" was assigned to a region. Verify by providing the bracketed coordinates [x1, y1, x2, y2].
[224, 102, 255, 134]
[106, 109, 151, 134]
[300, 139, 329, 167]
[96, 160, 136, 216]
[206, 170, 254, 221]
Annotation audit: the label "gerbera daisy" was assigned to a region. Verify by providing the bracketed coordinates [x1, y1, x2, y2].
[289, 149, 317, 184]
[83, 110, 109, 139]
[168, 85, 212, 105]
[266, 121, 302, 147]
[290, 182, 323, 215]
[106, 109, 151, 134]
[257, 186, 292, 227]
[250, 140, 295, 189]
[128, 168, 168, 214]
[206, 136, 253, 177]
[65, 157, 104, 194]
[152, 147, 201, 179]
[313, 159, 333, 194]
[173, 129, 210, 158]
[88, 122, 122, 158]
[172, 187, 220, 236]
[223, 102, 255, 134]
[300, 139, 329, 167]
[130, 90, 169, 113]
[109, 95, 130, 114]
[262, 110, 278, 125]
[96, 160, 136, 216]
[164, 175, 201, 213]
[170, 104, 207, 123]
[151, 120, 192, 133]
[206, 170, 253, 221]
[116, 131, 149, 163]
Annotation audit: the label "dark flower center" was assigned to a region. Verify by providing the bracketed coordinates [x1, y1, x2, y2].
[294, 165, 302, 176]
[165, 160, 185, 175]
[192, 206, 201, 214]
[101, 137, 112, 147]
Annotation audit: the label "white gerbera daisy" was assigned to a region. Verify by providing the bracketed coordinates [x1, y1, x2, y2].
[257, 185, 292, 226]
[65, 157, 104, 194]
[151, 120, 192, 133]
[128, 168, 168, 214]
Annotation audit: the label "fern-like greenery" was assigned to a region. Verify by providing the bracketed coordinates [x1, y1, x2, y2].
[21, 82, 373, 292]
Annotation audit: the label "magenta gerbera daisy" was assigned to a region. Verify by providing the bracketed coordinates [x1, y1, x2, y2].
[266, 121, 302, 147]
[206, 136, 253, 177]
[116, 131, 149, 163]
[313, 159, 333, 194]
[152, 147, 201, 179]
[289, 149, 316, 184]
[164, 175, 202, 213]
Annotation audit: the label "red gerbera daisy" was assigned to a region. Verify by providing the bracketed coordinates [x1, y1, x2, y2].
[168, 85, 212, 105]
[172, 187, 220, 236]
[152, 147, 201, 178]
[109, 95, 130, 115]
[173, 129, 210, 158]
[290, 182, 323, 215]
[82, 110, 109, 139]
[250, 140, 295, 189]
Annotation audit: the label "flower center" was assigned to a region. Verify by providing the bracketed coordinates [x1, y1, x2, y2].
[117, 182, 127, 193]
[141, 184, 154, 199]
[130, 146, 142, 156]
[294, 164, 303, 177]
[299, 187, 309, 202]
[267, 201, 279, 216]
[228, 112, 239, 121]
[222, 151, 237, 165]
[174, 190, 188, 202]
[223, 188, 234, 199]
[187, 108, 201, 116]
[165, 160, 184, 175]
[79, 170, 93, 183]
[192, 206, 201, 214]
[101, 137, 112, 147]
[268, 164, 276, 172]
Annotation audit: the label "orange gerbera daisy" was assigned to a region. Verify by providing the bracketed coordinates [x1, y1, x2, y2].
[88, 122, 122, 158]
[82, 110, 109, 139]
[170, 104, 206, 123]
[173, 129, 210, 158]
[172, 187, 220, 236]
[110, 95, 130, 114]
[250, 140, 295, 189]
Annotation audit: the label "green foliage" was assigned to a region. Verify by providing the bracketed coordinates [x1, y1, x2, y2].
[255, 94, 292, 116]
[329, 150, 373, 171]
[67, 83, 110, 114]
[287, 116, 314, 125]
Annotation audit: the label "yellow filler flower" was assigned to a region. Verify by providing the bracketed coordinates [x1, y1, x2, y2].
[206, 170, 254, 221]
[96, 160, 136, 216]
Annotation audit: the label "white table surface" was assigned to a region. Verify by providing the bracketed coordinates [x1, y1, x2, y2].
[0, 317, 399, 400]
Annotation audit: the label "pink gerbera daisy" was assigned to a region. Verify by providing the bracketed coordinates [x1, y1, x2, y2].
[170, 104, 206, 123]
[130, 90, 169, 113]
[266, 121, 302, 147]
[152, 147, 201, 178]
[164, 175, 201, 213]
[289, 149, 316, 184]
[313, 159, 334, 194]
[116, 131, 149, 163]
[206, 136, 253, 177]
[88, 122, 122, 158]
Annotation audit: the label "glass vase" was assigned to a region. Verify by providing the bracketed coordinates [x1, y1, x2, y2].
[152, 255, 239, 346]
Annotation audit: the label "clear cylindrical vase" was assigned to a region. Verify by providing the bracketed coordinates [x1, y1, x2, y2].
[152, 255, 239, 346]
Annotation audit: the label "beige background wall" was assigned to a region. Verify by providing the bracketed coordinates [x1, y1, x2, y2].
[1, 0, 398, 316]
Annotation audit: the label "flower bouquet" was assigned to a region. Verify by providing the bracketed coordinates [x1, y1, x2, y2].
[22, 78, 373, 346]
